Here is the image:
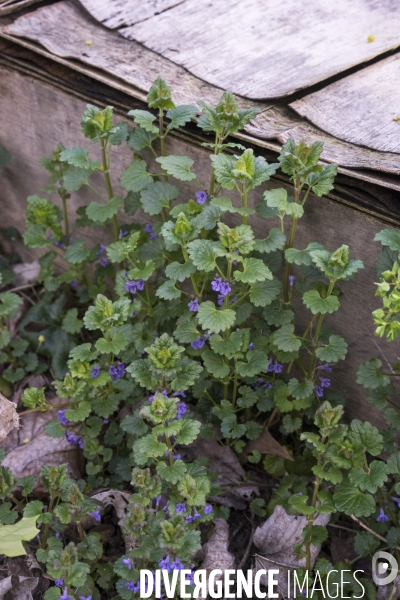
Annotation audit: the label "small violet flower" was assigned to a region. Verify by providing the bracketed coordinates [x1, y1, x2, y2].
[188, 298, 200, 312]
[65, 432, 83, 449]
[55, 578, 64, 587]
[96, 244, 107, 258]
[57, 410, 68, 427]
[315, 385, 324, 398]
[60, 590, 72, 600]
[144, 223, 158, 239]
[109, 361, 125, 381]
[100, 257, 109, 267]
[125, 279, 145, 294]
[377, 508, 389, 522]
[79, 596, 92, 600]
[122, 558, 132, 569]
[171, 558, 184, 571]
[90, 366, 101, 379]
[177, 402, 187, 419]
[119, 229, 128, 239]
[204, 504, 213, 515]
[248, 343, 255, 350]
[191, 337, 206, 350]
[89, 509, 101, 522]
[195, 191, 207, 204]
[103, 418, 109, 424]
[211, 276, 231, 297]
[125, 581, 140, 593]
[318, 363, 333, 373]
[289, 275, 296, 287]
[319, 377, 331, 388]
[70, 280, 79, 289]
[176, 503, 187, 514]
[392, 497, 400, 508]
[158, 556, 171, 572]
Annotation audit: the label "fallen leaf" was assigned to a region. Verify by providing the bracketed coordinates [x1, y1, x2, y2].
[377, 575, 400, 600]
[91, 489, 134, 552]
[0, 392, 19, 442]
[0, 516, 39, 557]
[253, 504, 330, 597]
[12, 261, 40, 287]
[0, 576, 39, 600]
[195, 518, 235, 600]
[182, 437, 259, 509]
[244, 426, 293, 461]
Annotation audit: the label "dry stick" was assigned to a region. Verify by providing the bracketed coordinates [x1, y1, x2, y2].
[350, 514, 400, 550]
[238, 525, 255, 570]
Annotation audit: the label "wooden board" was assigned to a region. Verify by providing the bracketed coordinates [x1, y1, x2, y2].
[291, 53, 400, 154]
[98, 0, 400, 99]
[0, 0, 41, 17]
[78, 0, 186, 29]
[4, 0, 264, 109]
[247, 106, 400, 174]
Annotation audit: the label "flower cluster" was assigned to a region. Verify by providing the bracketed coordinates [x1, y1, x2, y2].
[125, 279, 145, 294]
[109, 361, 125, 381]
[211, 276, 231, 297]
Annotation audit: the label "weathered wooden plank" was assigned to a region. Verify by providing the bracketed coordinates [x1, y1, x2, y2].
[246, 106, 400, 174]
[291, 53, 400, 154]
[107, 0, 400, 99]
[0, 0, 41, 16]
[4, 1, 266, 109]
[78, 0, 185, 29]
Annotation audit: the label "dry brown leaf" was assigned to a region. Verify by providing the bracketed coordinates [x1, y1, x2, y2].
[253, 504, 330, 597]
[244, 426, 293, 461]
[377, 574, 400, 600]
[1, 397, 81, 486]
[0, 575, 38, 600]
[182, 437, 259, 509]
[91, 489, 134, 552]
[195, 518, 235, 600]
[12, 261, 40, 287]
[0, 392, 19, 442]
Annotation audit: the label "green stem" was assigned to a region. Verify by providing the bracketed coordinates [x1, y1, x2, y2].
[308, 281, 336, 378]
[182, 244, 199, 296]
[283, 181, 301, 303]
[101, 138, 119, 242]
[145, 282, 154, 327]
[209, 132, 220, 195]
[9, 494, 24, 510]
[305, 440, 325, 571]
[41, 494, 56, 549]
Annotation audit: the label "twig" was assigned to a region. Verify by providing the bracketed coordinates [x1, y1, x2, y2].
[238, 524, 255, 570]
[5, 284, 35, 293]
[350, 514, 400, 550]
[327, 523, 357, 534]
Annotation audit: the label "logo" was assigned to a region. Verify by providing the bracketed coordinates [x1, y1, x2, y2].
[372, 551, 398, 586]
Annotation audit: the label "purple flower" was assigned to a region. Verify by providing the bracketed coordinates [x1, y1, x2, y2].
[125, 279, 145, 294]
[90, 366, 101, 379]
[57, 410, 68, 426]
[268, 359, 283, 374]
[122, 558, 132, 569]
[204, 504, 213, 515]
[211, 276, 222, 292]
[155, 495, 162, 508]
[188, 298, 199, 312]
[109, 361, 125, 381]
[55, 532, 61, 539]
[186, 572, 195, 586]
[119, 229, 128, 239]
[103, 418, 109, 424]
[171, 558, 184, 571]
[65, 432, 83, 449]
[176, 503, 187, 514]
[318, 363, 333, 373]
[173, 391, 186, 398]
[100, 257, 109, 267]
[248, 343, 255, 350]
[315, 386, 324, 398]
[55, 578, 64, 587]
[89, 509, 101, 522]
[193, 508, 201, 520]
[219, 281, 231, 296]
[289, 275, 296, 287]
[377, 508, 389, 522]
[79, 596, 92, 600]
[195, 191, 207, 204]
[125, 581, 140, 592]
[319, 377, 331, 388]
[177, 402, 187, 419]
[60, 590, 72, 600]
[185, 515, 195, 523]
[56, 181, 62, 188]
[158, 556, 171, 572]
[392, 497, 400, 507]
[144, 223, 158, 239]
[263, 381, 273, 389]
[70, 280, 79, 289]
[191, 337, 205, 350]
[96, 244, 107, 258]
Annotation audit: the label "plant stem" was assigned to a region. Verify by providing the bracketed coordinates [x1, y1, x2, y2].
[41, 494, 56, 549]
[209, 132, 220, 195]
[307, 280, 336, 378]
[101, 138, 119, 242]
[305, 440, 325, 571]
[283, 181, 300, 303]
[9, 494, 24, 510]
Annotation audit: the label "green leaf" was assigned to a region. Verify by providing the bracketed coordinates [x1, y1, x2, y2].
[69, 343, 98, 362]
[0, 503, 18, 525]
[306, 164, 337, 197]
[165, 260, 196, 282]
[234, 258, 272, 284]
[210, 196, 255, 217]
[0, 146, 11, 168]
[316, 491, 336, 514]
[312, 465, 342, 484]
[197, 301, 235, 334]
[254, 228, 286, 253]
[249, 278, 281, 307]
[62, 308, 82, 334]
[86, 196, 122, 223]
[209, 330, 244, 358]
[128, 260, 155, 281]
[171, 358, 203, 391]
[127, 359, 158, 389]
[134, 434, 168, 462]
[147, 77, 175, 110]
[202, 348, 230, 378]
[65, 401, 91, 422]
[0, 516, 38, 556]
[166, 105, 197, 130]
[288, 494, 314, 516]
[121, 159, 153, 192]
[63, 167, 90, 191]
[210, 154, 236, 190]
[64, 239, 90, 264]
[127, 109, 158, 133]
[95, 331, 129, 355]
[333, 482, 375, 517]
[374, 229, 400, 252]
[128, 127, 158, 151]
[187, 240, 226, 271]
[236, 350, 266, 377]
[156, 156, 196, 181]
[354, 531, 380, 557]
[120, 412, 148, 437]
[349, 460, 389, 493]
[221, 415, 246, 439]
[315, 335, 348, 363]
[237, 385, 259, 408]
[156, 279, 181, 300]
[22, 387, 47, 410]
[303, 290, 340, 315]
[272, 323, 301, 353]
[156, 460, 187, 484]
[288, 378, 314, 400]
[23, 500, 44, 518]
[348, 420, 383, 456]
[140, 181, 179, 215]
[357, 359, 391, 390]
[23, 226, 49, 248]
[387, 528, 400, 550]
[0, 292, 23, 319]
[175, 316, 201, 343]
[175, 419, 201, 445]
[59, 147, 100, 170]
[387, 452, 400, 475]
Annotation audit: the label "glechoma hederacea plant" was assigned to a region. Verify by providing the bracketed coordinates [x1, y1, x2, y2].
[0, 77, 400, 598]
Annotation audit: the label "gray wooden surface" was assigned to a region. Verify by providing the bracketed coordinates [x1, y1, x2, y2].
[93, 0, 400, 99]
[248, 107, 400, 175]
[78, 0, 185, 28]
[291, 53, 400, 154]
[1, 63, 399, 426]
[0, 0, 41, 17]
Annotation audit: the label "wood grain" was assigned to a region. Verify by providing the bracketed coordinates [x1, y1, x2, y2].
[4, 1, 264, 109]
[78, 0, 185, 29]
[110, 0, 400, 99]
[246, 106, 400, 174]
[0, 0, 41, 16]
[291, 53, 400, 154]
